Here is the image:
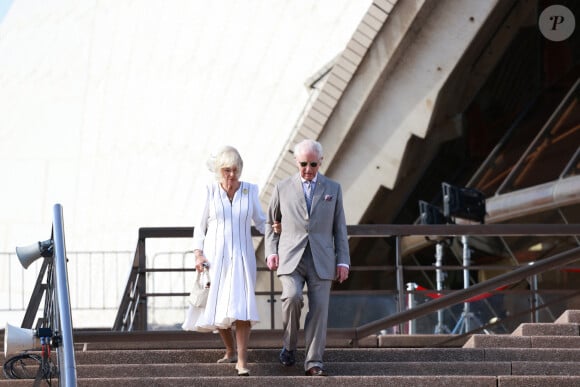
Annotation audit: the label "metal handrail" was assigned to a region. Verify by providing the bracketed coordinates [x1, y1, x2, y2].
[354, 245, 580, 343]
[114, 224, 580, 336]
[52, 203, 78, 386]
[16, 205, 79, 385]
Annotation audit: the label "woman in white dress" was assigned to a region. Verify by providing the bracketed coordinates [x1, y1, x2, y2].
[182, 145, 266, 376]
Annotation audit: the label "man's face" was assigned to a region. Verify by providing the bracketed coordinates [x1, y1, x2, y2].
[296, 150, 321, 181]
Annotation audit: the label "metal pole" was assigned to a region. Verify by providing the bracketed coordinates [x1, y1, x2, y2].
[137, 237, 148, 330]
[406, 282, 417, 334]
[395, 236, 405, 334]
[529, 262, 540, 322]
[462, 235, 471, 332]
[434, 243, 448, 333]
[52, 203, 77, 387]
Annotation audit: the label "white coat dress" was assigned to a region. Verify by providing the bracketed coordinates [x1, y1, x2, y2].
[182, 181, 265, 331]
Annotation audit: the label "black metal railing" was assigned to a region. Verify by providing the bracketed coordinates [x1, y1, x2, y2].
[113, 223, 580, 346]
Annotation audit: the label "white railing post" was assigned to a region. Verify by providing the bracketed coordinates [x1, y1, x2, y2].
[406, 282, 417, 334]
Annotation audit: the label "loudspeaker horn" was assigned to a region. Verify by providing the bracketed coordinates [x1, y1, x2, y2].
[4, 323, 40, 357]
[15, 239, 53, 269]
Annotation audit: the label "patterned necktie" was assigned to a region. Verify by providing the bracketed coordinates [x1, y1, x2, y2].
[305, 181, 313, 213]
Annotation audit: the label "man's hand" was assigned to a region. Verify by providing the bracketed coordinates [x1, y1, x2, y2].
[266, 254, 279, 271]
[335, 266, 349, 283]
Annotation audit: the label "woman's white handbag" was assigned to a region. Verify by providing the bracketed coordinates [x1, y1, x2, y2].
[188, 268, 210, 308]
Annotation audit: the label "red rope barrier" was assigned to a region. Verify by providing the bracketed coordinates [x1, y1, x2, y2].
[415, 284, 508, 302]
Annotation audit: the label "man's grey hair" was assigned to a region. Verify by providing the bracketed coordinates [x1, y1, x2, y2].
[294, 139, 323, 159]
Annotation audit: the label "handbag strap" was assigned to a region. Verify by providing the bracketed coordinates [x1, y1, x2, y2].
[199, 268, 210, 287]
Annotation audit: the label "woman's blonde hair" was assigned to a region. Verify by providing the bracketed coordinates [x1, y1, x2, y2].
[207, 145, 243, 180]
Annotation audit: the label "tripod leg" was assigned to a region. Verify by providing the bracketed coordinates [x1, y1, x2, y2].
[451, 314, 465, 334]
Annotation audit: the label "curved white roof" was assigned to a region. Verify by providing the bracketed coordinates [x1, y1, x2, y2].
[0, 0, 369, 252]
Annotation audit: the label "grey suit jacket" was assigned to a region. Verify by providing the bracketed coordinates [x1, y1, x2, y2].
[265, 173, 350, 280]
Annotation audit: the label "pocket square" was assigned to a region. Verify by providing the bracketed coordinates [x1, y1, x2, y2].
[324, 195, 333, 201]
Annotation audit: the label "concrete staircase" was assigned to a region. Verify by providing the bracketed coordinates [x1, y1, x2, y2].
[3, 310, 580, 386]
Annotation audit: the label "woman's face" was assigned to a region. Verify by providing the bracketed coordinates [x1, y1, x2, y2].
[220, 166, 239, 186]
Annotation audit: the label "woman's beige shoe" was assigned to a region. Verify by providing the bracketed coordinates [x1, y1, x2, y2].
[235, 366, 250, 376]
[216, 356, 237, 364]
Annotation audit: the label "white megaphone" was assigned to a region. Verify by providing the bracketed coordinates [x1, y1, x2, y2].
[15, 239, 53, 269]
[4, 323, 41, 357]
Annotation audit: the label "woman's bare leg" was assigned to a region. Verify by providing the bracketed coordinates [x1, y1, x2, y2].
[218, 328, 236, 360]
[235, 321, 251, 369]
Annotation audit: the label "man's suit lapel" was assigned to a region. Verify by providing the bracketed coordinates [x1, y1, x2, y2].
[293, 174, 308, 214]
[310, 174, 324, 213]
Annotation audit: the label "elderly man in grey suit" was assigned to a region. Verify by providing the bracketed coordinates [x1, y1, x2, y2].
[265, 139, 350, 377]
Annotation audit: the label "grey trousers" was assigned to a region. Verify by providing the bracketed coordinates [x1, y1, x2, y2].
[279, 245, 332, 370]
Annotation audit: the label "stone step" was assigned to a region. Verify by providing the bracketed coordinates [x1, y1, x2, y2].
[6, 346, 579, 369]
[71, 347, 489, 364]
[555, 310, 580, 324]
[512, 322, 579, 336]
[74, 360, 580, 378]
[511, 361, 580, 376]
[70, 346, 580, 365]
[464, 334, 580, 348]
[498, 376, 580, 387]
[6, 348, 580, 381]
[70, 331, 468, 350]
[4, 375, 580, 387]
[4, 310, 580, 385]
[482, 347, 580, 362]
[0, 375, 501, 387]
[74, 361, 513, 378]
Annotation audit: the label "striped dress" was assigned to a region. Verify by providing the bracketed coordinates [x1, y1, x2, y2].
[182, 181, 265, 331]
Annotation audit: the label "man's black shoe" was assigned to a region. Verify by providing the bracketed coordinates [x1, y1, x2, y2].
[279, 347, 295, 366]
[305, 366, 328, 376]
